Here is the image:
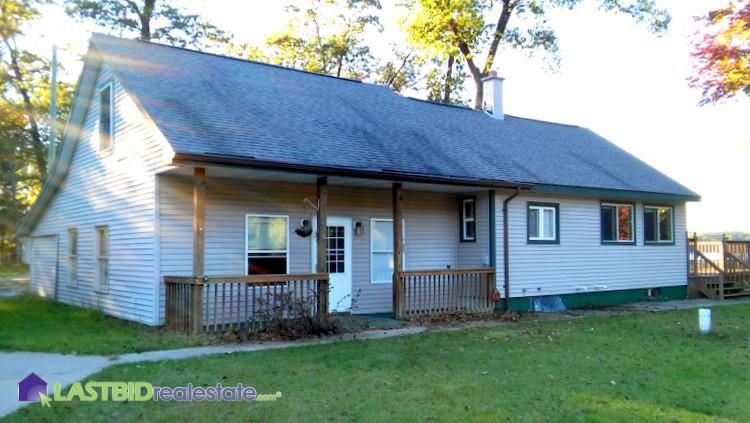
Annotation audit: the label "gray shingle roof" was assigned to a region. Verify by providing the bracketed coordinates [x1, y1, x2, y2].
[91, 34, 697, 199]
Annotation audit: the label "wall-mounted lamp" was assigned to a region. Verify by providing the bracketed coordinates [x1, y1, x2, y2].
[354, 220, 363, 236]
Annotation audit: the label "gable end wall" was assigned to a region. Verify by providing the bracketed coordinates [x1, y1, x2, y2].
[29, 65, 172, 325]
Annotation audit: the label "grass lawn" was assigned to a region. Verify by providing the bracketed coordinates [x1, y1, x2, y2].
[0, 296, 213, 355]
[0, 263, 28, 277]
[7, 305, 750, 422]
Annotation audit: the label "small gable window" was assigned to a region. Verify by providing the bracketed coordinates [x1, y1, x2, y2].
[460, 197, 476, 242]
[528, 202, 559, 244]
[601, 202, 635, 244]
[99, 83, 114, 150]
[644, 206, 674, 244]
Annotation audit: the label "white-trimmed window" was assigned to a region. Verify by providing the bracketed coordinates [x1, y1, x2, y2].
[95, 226, 109, 290]
[246, 214, 289, 275]
[528, 202, 559, 243]
[68, 228, 78, 286]
[601, 203, 635, 244]
[99, 83, 114, 151]
[644, 205, 674, 244]
[460, 197, 476, 242]
[370, 218, 405, 284]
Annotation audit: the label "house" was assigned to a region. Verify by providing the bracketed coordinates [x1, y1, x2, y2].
[18, 34, 699, 327]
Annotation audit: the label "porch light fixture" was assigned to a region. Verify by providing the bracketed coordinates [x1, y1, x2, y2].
[354, 220, 363, 236]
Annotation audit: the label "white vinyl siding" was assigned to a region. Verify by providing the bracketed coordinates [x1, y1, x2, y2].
[496, 193, 687, 298]
[29, 64, 173, 324]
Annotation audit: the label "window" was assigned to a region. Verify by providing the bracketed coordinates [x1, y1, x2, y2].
[528, 202, 559, 244]
[99, 83, 113, 150]
[644, 205, 674, 244]
[95, 226, 109, 290]
[68, 228, 78, 286]
[246, 215, 288, 275]
[327, 226, 345, 273]
[370, 219, 405, 284]
[460, 197, 476, 242]
[601, 203, 635, 244]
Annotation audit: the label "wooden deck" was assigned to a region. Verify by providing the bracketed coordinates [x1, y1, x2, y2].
[688, 236, 750, 300]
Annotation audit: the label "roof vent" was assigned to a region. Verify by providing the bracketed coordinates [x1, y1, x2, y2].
[481, 70, 504, 120]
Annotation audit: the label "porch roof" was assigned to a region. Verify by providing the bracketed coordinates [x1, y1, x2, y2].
[93, 34, 696, 201]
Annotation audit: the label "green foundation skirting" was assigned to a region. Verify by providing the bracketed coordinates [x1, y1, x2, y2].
[503, 285, 688, 312]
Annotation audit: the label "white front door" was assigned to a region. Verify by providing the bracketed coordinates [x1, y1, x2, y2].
[312, 217, 353, 312]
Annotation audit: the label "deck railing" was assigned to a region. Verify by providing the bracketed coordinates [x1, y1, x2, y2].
[393, 268, 496, 319]
[164, 273, 329, 334]
[688, 236, 750, 300]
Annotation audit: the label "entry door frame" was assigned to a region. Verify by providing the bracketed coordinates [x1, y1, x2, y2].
[311, 216, 353, 312]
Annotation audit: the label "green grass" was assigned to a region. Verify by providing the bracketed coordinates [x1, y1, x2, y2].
[7, 305, 750, 422]
[0, 295, 213, 355]
[0, 263, 27, 277]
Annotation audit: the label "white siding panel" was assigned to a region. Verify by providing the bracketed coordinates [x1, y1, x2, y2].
[30, 65, 172, 325]
[495, 192, 688, 298]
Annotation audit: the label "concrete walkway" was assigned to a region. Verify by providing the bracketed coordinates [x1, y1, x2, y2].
[0, 326, 425, 417]
[2, 298, 748, 417]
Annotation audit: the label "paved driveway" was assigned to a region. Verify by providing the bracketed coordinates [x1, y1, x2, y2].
[0, 274, 28, 298]
[0, 352, 111, 417]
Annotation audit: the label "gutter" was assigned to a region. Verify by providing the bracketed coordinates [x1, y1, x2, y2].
[172, 153, 532, 190]
[502, 187, 520, 312]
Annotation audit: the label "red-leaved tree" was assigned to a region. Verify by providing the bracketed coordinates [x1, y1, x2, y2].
[689, 1, 750, 105]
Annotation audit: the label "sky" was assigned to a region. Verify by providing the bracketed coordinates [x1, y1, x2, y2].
[23, 0, 750, 233]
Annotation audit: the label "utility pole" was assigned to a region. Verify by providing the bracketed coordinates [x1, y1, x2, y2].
[47, 45, 58, 174]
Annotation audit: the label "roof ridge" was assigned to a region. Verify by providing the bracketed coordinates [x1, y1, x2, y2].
[503, 114, 581, 128]
[90, 33, 365, 85]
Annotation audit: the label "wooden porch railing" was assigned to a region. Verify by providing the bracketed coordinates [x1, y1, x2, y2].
[164, 273, 329, 334]
[393, 268, 496, 319]
[688, 235, 750, 300]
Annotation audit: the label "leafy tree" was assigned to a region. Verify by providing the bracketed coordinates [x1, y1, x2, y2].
[689, 1, 750, 105]
[404, 0, 671, 108]
[0, 0, 73, 261]
[64, 0, 231, 47]
[424, 54, 468, 105]
[256, 0, 383, 79]
[377, 49, 424, 92]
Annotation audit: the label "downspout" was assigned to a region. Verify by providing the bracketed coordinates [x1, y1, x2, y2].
[503, 188, 520, 312]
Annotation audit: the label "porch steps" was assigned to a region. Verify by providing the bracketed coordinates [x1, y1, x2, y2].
[688, 236, 750, 301]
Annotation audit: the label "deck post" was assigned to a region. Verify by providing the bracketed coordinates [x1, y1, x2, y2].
[316, 177, 329, 315]
[191, 167, 206, 334]
[392, 183, 403, 318]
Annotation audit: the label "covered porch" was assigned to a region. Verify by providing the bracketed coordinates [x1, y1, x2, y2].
[161, 162, 516, 333]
